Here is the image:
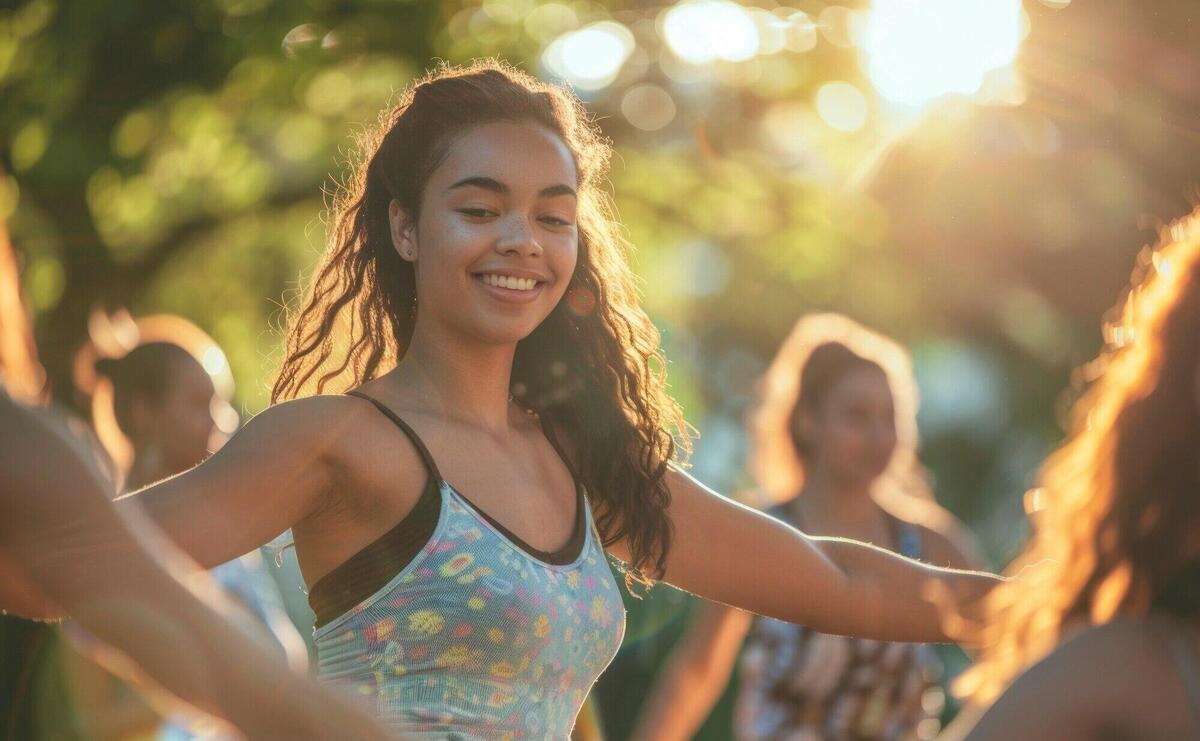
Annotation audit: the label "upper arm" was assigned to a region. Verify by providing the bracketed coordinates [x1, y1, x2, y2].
[116, 397, 356, 568]
[634, 467, 854, 630]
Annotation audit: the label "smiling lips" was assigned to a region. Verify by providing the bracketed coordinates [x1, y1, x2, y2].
[473, 271, 550, 304]
[477, 273, 540, 291]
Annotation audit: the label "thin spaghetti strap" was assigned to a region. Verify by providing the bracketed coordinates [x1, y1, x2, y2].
[882, 511, 923, 560]
[537, 414, 581, 484]
[346, 390, 444, 483]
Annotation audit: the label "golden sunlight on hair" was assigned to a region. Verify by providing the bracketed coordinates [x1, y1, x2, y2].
[0, 214, 45, 404]
[957, 207, 1200, 703]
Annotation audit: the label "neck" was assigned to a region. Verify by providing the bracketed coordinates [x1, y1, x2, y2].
[390, 319, 517, 432]
[793, 464, 877, 523]
[125, 449, 170, 493]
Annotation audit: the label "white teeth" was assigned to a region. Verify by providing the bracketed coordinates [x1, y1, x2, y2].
[480, 274, 537, 291]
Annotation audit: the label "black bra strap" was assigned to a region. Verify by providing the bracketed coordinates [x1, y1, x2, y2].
[346, 390, 443, 482]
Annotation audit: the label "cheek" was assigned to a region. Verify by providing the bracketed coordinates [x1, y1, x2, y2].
[880, 427, 899, 450]
[815, 423, 859, 457]
[415, 216, 483, 279]
[829, 425, 875, 461]
[181, 403, 215, 438]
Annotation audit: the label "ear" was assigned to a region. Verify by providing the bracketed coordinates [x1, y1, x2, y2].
[791, 407, 818, 453]
[389, 200, 417, 262]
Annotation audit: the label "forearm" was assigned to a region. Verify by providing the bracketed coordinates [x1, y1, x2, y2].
[631, 604, 749, 741]
[653, 469, 999, 649]
[812, 535, 998, 643]
[632, 652, 728, 741]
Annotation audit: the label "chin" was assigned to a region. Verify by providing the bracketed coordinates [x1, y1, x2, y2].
[463, 312, 554, 346]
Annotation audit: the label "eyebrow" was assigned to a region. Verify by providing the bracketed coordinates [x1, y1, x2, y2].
[448, 176, 576, 199]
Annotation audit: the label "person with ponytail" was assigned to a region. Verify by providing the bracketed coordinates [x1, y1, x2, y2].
[67, 318, 308, 740]
[117, 60, 998, 738]
[632, 314, 985, 741]
[941, 208, 1200, 740]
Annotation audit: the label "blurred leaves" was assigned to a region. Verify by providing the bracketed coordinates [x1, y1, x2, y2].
[3, 0, 1197, 527]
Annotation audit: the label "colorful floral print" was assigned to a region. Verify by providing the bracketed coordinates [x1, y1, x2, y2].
[315, 484, 625, 739]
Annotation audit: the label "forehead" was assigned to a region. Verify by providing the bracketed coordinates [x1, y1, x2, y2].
[827, 365, 893, 405]
[170, 356, 216, 395]
[430, 121, 578, 193]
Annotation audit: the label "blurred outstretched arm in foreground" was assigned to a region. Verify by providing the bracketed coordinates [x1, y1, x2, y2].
[0, 392, 396, 741]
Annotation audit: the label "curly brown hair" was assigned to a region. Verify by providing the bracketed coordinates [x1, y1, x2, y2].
[271, 60, 687, 589]
[959, 207, 1200, 702]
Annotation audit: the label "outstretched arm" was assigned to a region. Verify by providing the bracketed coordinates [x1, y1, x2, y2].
[114, 395, 353, 568]
[0, 394, 394, 740]
[630, 601, 752, 741]
[613, 468, 999, 644]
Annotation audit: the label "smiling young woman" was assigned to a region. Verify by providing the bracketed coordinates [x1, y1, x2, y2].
[117, 60, 999, 739]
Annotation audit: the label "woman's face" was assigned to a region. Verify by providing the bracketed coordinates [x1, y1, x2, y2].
[800, 366, 899, 488]
[146, 357, 222, 474]
[393, 121, 580, 346]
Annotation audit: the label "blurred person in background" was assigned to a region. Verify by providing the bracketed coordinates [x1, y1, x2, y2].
[0, 213, 395, 741]
[940, 207, 1200, 740]
[58, 314, 308, 740]
[633, 314, 986, 741]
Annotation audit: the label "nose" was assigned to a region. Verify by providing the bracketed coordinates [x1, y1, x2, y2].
[495, 214, 543, 258]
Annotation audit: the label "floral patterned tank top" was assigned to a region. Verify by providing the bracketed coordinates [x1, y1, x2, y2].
[312, 395, 625, 740]
[735, 506, 943, 741]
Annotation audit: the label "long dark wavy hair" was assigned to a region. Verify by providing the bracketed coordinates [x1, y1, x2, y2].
[272, 60, 688, 589]
[959, 207, 1200, 701]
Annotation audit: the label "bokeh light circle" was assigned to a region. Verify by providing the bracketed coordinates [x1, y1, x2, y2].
[862, 0, 1024, 105]
[620, 84, 678, 131]
[815, 81, 869, 132]
[662, 0, 759, 64]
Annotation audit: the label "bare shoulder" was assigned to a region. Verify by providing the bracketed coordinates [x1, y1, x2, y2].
[245, 395, 382, 462]
[1046, 619, 1189, 707]
[972, 619, 1188, 740]
[1052, 616, 1200, 687]
[278, 392, 432, 561]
